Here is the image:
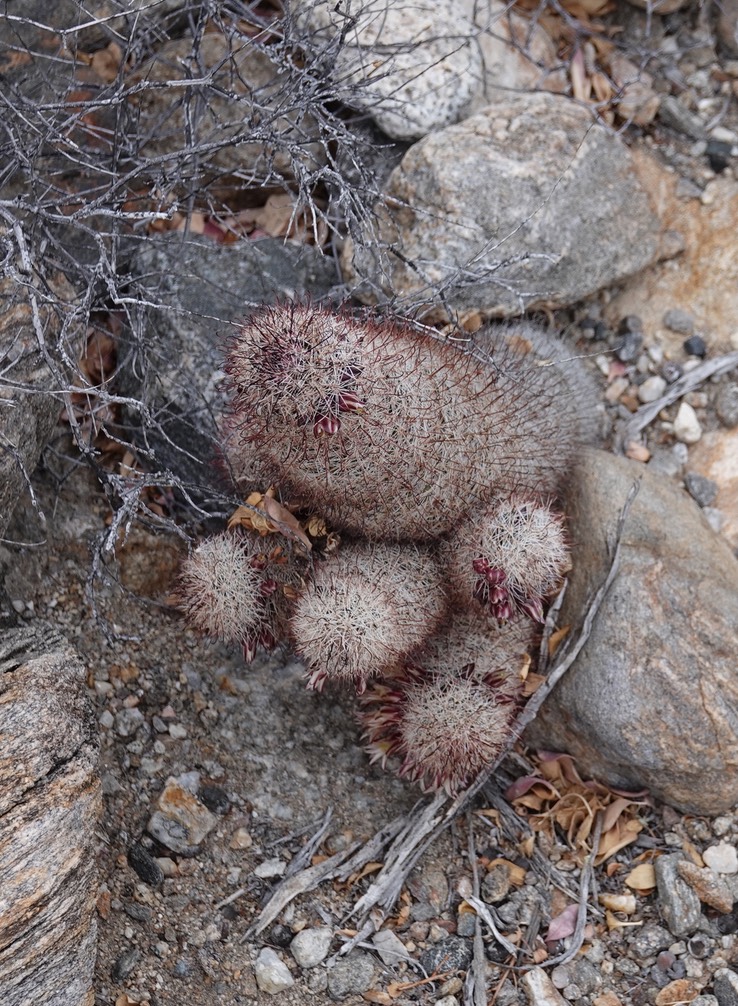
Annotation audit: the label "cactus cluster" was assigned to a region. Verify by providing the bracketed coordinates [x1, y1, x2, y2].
[177, 304, 596, 794]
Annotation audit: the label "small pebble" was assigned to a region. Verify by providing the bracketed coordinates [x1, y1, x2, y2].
[229, 828, 253, 850]
[716, 384, 738, 428]
[198, 784, 229, 815]
[290, 926, 333, 968]
[418, 936, 473, 975]
[615, 329, 644, 363]
[714, 818, 733, 837]
[254, 859, 286, 879]
[168, 723, 187, 739]
[683, 334, 707, 358]
[254, 948, 294, 994]
[629, 922, 672, 962]
[674, 402, 703, 444]
[115, 707, 145, 738]
[147, 776, 218, 855]
[127, 844, 164, 888]
[626, 441, 651, 463]
[704, 844, 738, 875]
[662, 361, 684, 383]
[111, 948, 140, 981]
[663, 309, 695, 335]
[638, 375, 667, 403]
[326, 950, 375, 999]
[436, 998, 459, 1006]
[655, 854, 702, 938]
[456, 917, 480, 937]
[684, 472, 719, 507]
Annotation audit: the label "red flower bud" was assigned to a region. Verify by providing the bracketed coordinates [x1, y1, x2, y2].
[313, 414, 341, 437]
[520, 596, 545, 622]
[337, 391, 366, 413]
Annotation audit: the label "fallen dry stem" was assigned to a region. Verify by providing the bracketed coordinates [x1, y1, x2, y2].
[621, 349, 738, 448]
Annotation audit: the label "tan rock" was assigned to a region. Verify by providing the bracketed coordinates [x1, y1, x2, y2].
[690, 429, 738, 549]
[608, 160, 738, 355]
[677, 861, 734, 913]
[654, 979, 700, 1006]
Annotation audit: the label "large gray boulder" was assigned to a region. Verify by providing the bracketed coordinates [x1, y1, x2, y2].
[119, 234, 338, 490]
[343, 93, 666, 317]
[526, 450, 738, 815]
[292, 0, 482, 141]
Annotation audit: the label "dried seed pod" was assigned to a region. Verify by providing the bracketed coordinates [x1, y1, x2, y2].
[290, 540, 447, 692]
[444, 498, 569, 623]
[359, 614, 533, 794]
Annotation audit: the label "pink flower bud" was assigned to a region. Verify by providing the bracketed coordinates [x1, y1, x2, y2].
[520, 596, 545, 623]
[472, 557, 490, 575]
[313, 414, 341, 437]
[337, 391, 366, 413]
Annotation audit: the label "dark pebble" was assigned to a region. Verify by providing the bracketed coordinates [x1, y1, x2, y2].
[716, 383, 738, 428]
[684, 472, 718, 507]
[706, 139, 733, 174]
[124, 902, 153, 923]
[418, 936, 473, 975]
[661, 361, 684, 384]
[485, 939, 510, 964]
[618, 315, 644, 335]
[269, 923, 294, 948]
[687, 934, 712, 959]
[198, 784, 230, 815]
[112, 948, 140, 981]
[128, 843, 164, 887]
[714, 969, 738, 1006]
[683, 334, 707, 358]
[594, 321, 610, 342]
[615, 330, 643, 363]
[649, 965, 672, 989]
[718, 908, 738, 934]
[580, 316, 598, 336]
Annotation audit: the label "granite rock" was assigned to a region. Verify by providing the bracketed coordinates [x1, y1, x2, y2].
[526, 450, 738, 815]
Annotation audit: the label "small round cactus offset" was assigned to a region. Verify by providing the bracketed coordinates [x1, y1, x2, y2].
[177, 530, 302, 661]
[289, 541, 447, 692]
[359, 614, 533, 794]
[445, 498, 569, 624]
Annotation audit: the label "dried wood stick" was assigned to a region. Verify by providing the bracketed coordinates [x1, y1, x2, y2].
[621, 349, 738, 447]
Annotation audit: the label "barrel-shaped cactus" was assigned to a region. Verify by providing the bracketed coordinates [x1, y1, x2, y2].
[177, 530, 302, 661]
[225, 305, 596, 540]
